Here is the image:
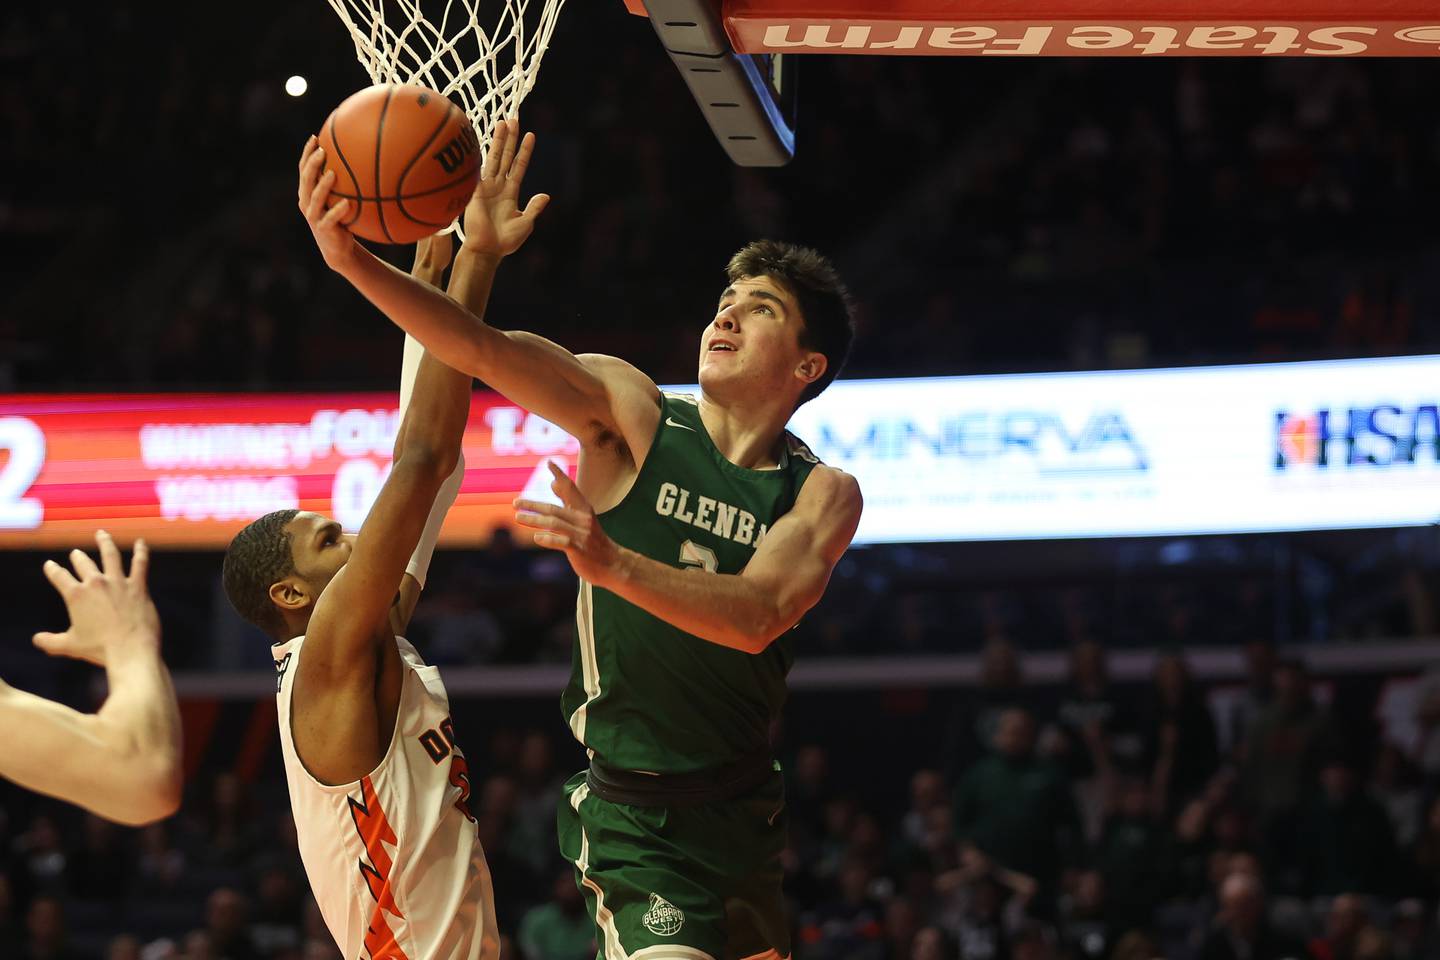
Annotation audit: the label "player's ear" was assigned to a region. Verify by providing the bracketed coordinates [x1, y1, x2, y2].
[795, 351, 827, 387]
[270, 576, 312, 613]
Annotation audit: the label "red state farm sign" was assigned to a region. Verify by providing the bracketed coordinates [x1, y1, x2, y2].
[723, 0, 1440, 56]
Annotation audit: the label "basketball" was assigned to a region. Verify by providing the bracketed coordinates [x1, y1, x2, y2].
[318, 83, 481, 244]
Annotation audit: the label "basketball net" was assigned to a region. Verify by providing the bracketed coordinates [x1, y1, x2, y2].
[327, 0, 567, 234]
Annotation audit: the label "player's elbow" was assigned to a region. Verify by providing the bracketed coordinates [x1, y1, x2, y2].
[107, 758, 183, 826]
[736, 603, 798, 655]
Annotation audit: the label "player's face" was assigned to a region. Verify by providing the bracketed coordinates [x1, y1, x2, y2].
[699, 275, 810, 397]
[285, 512, 356, 599]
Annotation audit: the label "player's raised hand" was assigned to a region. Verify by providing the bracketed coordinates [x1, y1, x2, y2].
[514, 461, 621, 586]
[461, 118, 551, 258]
[33, 532, 159, 667]
[298, 135, 360, 273]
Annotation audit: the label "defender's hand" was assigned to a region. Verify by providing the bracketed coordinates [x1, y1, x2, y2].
[33, 532, 159, 667]
[298, 135, 361, 273]
[515, 462, 621, 587]
[461, 119, 551, 258]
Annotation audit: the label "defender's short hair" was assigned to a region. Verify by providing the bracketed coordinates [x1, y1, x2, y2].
[726, 240, 855, 406]
[222, 509, 299, 639]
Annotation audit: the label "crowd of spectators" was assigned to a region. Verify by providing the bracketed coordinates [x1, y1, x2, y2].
[6, 638, 1440, 959]
[1, 8, 1437, 391]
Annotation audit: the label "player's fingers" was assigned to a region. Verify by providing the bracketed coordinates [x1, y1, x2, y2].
[42, 558, 80, 596]
[521, 193, 551, 222]
[532, 532, 570, 551]
[319, 196, 350, 231]
[308, 170, 338, 223]
[32, 632, 69, 657]
[298, 135, 317, 177]
[499, 118, 519, 178]
[508, 131, 536, 182]
[129, 538, 150, 587]
[96, 530, 122, 579]
[69, 547, 102, 582]
[483, 122, 508, 180]
[546, 461, 585, 506]
[299, 142, 325, 205]
[512, 497, 562, 515]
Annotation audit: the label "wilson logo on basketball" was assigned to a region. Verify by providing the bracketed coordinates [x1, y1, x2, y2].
[433, 126, 480, 175]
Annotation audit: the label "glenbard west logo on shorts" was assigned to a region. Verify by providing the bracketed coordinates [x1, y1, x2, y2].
[642, 893, 685, 937]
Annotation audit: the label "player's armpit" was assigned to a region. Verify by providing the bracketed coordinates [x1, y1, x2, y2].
[736, 466, 863, 644]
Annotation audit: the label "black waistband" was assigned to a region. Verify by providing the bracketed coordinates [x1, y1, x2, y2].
[585, 749, 777, 808]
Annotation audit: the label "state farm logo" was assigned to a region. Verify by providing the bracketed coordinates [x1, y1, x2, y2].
[1394, 26, 1440, 46]
[752, 23, 1440, 56]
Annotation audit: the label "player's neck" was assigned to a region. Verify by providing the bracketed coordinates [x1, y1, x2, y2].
[696, 392, 790, 470]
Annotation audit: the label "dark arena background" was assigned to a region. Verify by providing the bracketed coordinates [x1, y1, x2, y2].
[1, 3, 1439, 960]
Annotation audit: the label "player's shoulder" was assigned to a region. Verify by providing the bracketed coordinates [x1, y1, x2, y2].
[798, 462, 862, 515]
[576, 353, 660, 398]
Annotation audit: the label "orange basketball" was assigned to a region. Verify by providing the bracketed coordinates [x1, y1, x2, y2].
[318, 84, 481, 244]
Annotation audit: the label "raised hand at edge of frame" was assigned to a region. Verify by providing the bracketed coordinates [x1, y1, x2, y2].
[33, 531, 159, 668]
[460, 118, 552, 260]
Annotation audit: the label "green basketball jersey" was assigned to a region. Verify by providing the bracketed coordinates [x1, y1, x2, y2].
[560, 391, 820, 774]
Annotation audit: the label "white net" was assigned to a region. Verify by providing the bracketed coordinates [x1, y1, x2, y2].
[327, 0, 568, 147]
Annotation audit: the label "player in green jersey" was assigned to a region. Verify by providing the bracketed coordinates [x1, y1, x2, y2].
[303, 119, 863, 960]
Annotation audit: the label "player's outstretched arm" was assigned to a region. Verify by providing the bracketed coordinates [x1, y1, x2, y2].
[297, 122, 657, 454]
[517, 463, 863, 654]
[305, 238, 474, 682]
[0, 533, 181, 825]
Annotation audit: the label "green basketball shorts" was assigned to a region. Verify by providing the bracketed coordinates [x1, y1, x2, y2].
[556, 770, 791, 960]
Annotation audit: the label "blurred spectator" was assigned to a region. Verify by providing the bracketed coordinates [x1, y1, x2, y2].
[15, 814, 68, 898]
[1226, 640, 1278, 753]
[900, 769, 948, 852]
[909, 926, 954, 960]
[1095, 776, 1175, 930]
[940, 637, 1035, 779]
[798, 858, 887, 960]
[1238, 660, 1339, 851]
[1309, 893, 1373, 960]
[1109, 930, 1162, 960]
[1053, 640, 1142, 786]
[21, 896, 85, 960]
[953, 707, 1079, 902]
[106, 934, 141, 960]
[1294, 758, 1398, 897]
[135, 823, 187, 896]
[1370, 743, 1424, 850]
[1142, 652, 1221, 813]
[1388, 899, 1431, 960]
[1407, 796, 1440, 901]
[68, 814, 131, 902]
[1197, 873, 1307, 960]
[517, 870, 592, 960]
[508, 731, 564, 882]
[1058, 870, 1116, 960]
[935, 875, 1008, 960]
[205, 887, 259, 960]
[883, 897, 921, 960]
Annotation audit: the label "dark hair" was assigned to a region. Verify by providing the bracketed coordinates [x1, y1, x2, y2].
[222, 509, 299, 639]
[726, 239, 854, 406]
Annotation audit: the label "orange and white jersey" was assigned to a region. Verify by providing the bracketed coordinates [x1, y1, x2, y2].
[273, 634, 499, 960]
